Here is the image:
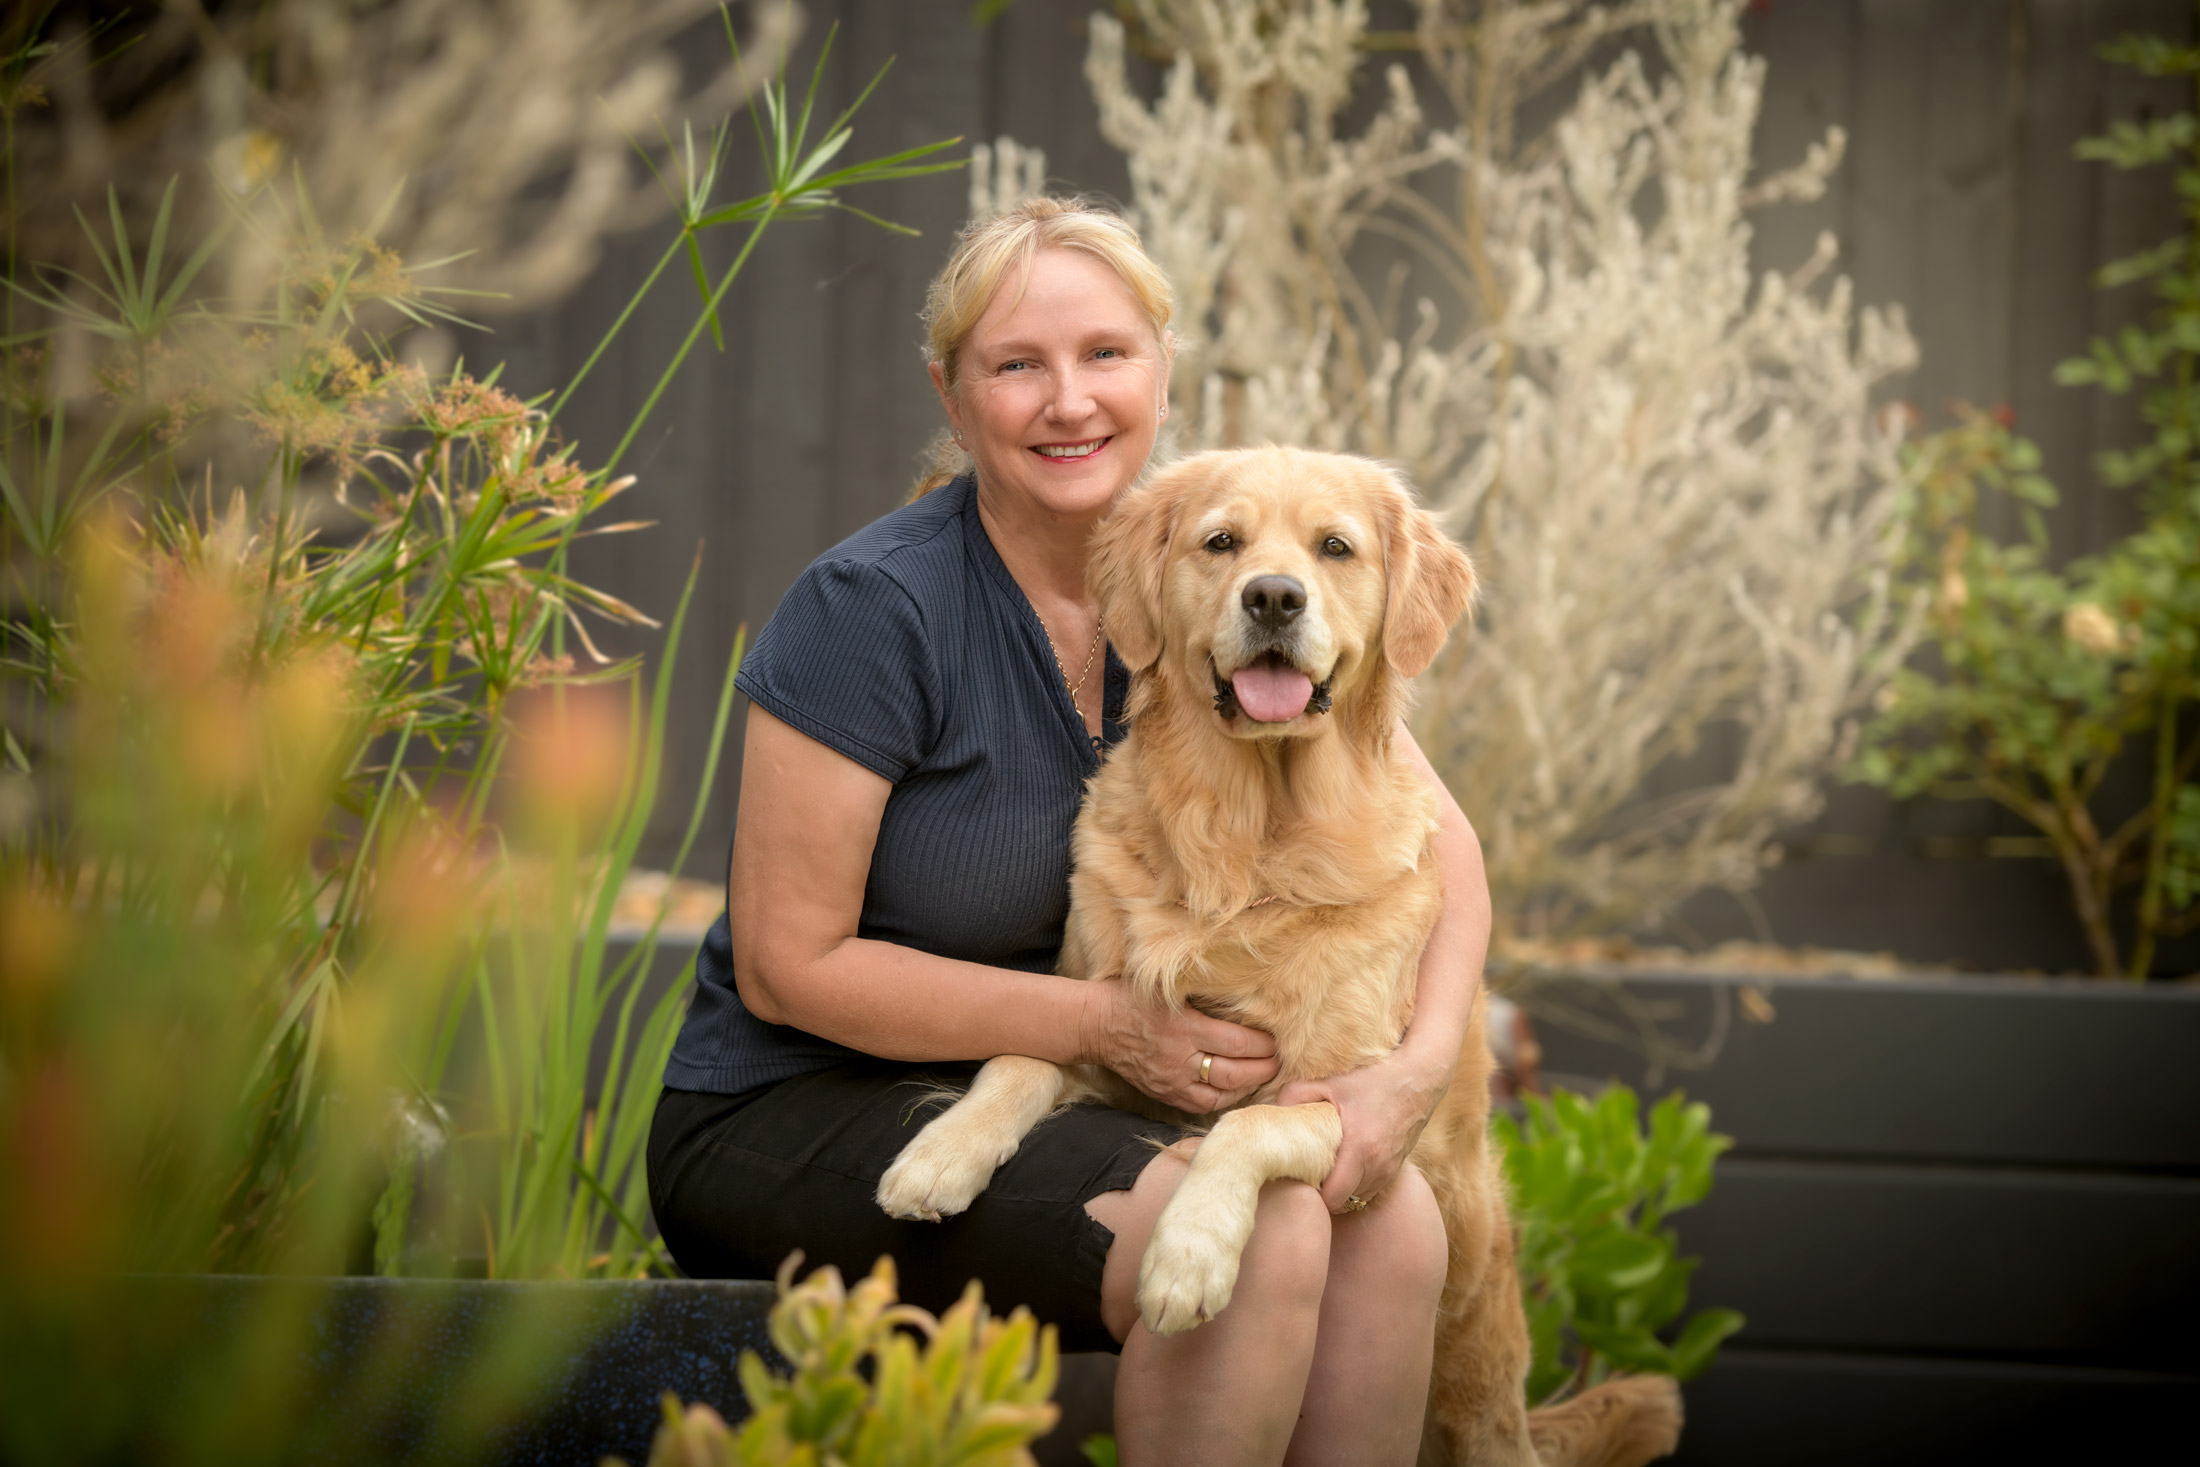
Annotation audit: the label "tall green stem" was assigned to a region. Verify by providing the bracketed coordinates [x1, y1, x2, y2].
[545, 232, 688, 423]
[602, 209, 778, 476]
[2129, 693, 2181, 979]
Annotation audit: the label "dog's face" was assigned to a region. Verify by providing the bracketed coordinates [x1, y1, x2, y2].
[1091, 447, 1476, 739]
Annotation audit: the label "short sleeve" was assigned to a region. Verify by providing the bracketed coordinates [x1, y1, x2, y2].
[734, 558, 942, 781]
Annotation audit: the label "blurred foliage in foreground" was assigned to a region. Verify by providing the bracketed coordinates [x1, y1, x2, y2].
[1854, 28, 2200, 979]
[0, 7, 957, 1460]
[617, 1255, 1060, 1467]
[1496, 1084, 1743, 1407]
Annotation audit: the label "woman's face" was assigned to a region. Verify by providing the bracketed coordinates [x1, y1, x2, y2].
[932, 247, 1170, 527]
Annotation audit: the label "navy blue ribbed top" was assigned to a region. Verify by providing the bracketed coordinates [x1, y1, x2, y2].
[663, 474, 1129, 1095]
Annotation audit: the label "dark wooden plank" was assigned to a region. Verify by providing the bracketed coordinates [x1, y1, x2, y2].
[1673, 1347, 2197, 1467]
[1906, 0, 2023, 422]
[2080, 0, 2195, 554]
[1527, 971, 2200, 1169]
[1676, 1158, 2200, 1367]
[1740, 0, 1854, 281]
[1036, 1354, 1119, 1467]
[137, 1275, 782, 1467]
[991, 0, 1137, 203]
[1843, 0, 1933, 385]
[1683, 818, 2161, 976]
[2011, 0, 2113, 553]
[867, 0, 991, 533]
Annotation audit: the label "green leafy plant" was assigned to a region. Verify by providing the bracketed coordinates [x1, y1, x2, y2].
[617, 1255, 1061, 1467]
[1853, 412, 2200, 978]
[0, 521, 470, 1461]
[1494, 1085, 1744, 1407]
[1, 9, 960, 1459]
[1853, 26, 2200, 979]
[451, 578, 746, 1281]
[2, 10, 957, 1280]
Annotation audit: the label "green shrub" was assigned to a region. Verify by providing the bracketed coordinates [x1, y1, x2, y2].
[617, 1255, 1060, 1467]
[1852, 26, 2200, 978]
[1853, 410, 2199, 979]
[1495, 1085, 1744, 1405]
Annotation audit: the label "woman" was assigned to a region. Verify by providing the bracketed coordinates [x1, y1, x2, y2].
[649, 198, 1492, 1467]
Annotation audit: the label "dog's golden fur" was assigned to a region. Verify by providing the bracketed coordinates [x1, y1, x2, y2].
[877, 446, 1679, 1466]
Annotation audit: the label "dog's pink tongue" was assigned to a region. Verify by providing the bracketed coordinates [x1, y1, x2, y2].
[1230, 663, 1314, 722]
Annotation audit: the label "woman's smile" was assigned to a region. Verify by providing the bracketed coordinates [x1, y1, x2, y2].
[1035, 437, 1110, 460]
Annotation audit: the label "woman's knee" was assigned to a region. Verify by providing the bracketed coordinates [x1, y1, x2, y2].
[1338, 1163, 1448, 1304]
[1244, 1179, 1334, 1313]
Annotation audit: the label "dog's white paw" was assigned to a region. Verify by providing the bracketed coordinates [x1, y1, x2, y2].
[875, 1125, 1017, 1222]
[1136, 1213, 1243, 1335]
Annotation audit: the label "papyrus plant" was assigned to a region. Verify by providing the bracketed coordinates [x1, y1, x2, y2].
[1019, 0, 1919, 937]
[2, 20, 956, 1453]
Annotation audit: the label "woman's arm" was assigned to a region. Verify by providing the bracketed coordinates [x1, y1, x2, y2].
[1277, 721, 1491, 1210]
[730, 705, 1278, 1111]
[1388, 725, 1490, 1083]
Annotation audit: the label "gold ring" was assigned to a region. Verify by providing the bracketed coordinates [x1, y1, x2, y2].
[1198, 1052, 1214, 1085]
[1343, 1194, 1370, 1212]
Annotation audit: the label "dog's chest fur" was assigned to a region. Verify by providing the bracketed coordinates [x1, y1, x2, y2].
[1063, 731, 1444, 1100]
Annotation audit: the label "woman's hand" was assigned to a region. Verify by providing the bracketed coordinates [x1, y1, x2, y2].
[1079, 978, 1279, 1114]
[1278, 1043, 1454, 1213]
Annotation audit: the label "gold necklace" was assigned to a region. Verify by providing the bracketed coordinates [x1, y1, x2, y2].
[1051, 613, 1106, 700]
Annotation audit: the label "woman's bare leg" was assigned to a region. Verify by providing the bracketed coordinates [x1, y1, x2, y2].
[1283, 1162, 1448, 1467]
[1087, 1145, 1333, 1467]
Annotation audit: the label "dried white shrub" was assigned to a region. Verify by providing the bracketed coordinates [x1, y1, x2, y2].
[969, 136, 1053, 223]
[1057, 0, 1922, 936]
[18, 0, 801, 312]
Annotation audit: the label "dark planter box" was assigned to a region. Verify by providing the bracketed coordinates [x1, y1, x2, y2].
[132, 1274, 1117, 1467]
[595, 942, 2198, 1461]
[135, 1276, 773, 1466]
[1526, 968, 2200, 1466]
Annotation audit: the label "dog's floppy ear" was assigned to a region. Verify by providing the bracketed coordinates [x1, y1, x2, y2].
[1379, 469, 1477, 678]
[1089, 457, 1204, 671]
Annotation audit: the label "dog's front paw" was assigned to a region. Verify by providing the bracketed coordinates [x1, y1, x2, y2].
[1136, 1212, 1243, 1335]
[875, 1123, 1017, 1222]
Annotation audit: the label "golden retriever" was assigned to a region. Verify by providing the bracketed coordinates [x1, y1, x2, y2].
[876, 446, 1679, 1467]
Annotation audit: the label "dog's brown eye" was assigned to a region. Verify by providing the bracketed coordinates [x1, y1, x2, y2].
[1322, 536, 1351, 558]
[1205, 531, 1235, 554]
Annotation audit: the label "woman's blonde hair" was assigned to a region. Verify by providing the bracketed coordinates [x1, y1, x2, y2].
[911, 197, 1175, 497]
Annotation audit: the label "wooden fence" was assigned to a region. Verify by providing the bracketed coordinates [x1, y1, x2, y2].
[483, 0, 2198, 974]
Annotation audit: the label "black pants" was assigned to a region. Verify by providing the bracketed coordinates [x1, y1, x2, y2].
[647, 1059, 1190, 1352]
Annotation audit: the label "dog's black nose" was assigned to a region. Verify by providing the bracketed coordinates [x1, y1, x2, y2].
[1241, 575, 1306, 630]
